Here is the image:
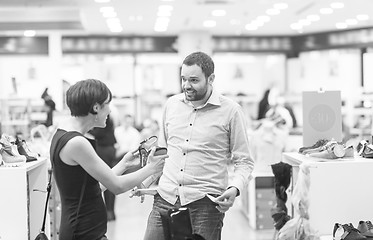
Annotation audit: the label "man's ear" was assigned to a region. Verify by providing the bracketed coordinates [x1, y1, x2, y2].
[208, 73, 215, 85]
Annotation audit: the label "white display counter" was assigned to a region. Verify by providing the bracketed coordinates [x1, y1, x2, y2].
[0, 158, 50, 240]
[282, 152, 373, 236]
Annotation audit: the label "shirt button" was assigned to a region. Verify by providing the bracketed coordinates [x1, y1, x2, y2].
[189, 123, 192, 126]
[181, 169, 183, 171]
[194, 109, 197, 111]
[183, 153, 186, 155]
[186, 139, 189, 142]
[179, 184, 182, 186]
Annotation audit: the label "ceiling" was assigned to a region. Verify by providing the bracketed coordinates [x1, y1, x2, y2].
[0, 0, 373, 37]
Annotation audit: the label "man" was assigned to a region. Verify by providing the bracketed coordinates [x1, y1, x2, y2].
[142, 51, 254, 240]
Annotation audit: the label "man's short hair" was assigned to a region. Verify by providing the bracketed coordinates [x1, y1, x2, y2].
[66, 79, 112, 117]
[182, 51, 214, 79]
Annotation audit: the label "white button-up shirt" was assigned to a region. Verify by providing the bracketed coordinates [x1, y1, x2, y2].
[157, 89, 254, 205]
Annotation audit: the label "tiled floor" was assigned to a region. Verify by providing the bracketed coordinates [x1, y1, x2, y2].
[106, 191, 275, 240]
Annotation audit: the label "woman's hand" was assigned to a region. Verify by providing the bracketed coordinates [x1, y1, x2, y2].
[145, 147, 167, 175]
[122, 149, 141, 170]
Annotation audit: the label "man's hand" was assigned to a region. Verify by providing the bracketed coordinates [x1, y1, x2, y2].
[129, 186, 157, 203]
[213, 187, 238, 213]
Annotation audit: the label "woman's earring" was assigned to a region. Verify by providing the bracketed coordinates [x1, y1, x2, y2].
[95, 115, 98, 122]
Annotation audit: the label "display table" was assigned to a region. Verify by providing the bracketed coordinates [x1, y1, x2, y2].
[282, 152, 373, 236]
[0, 158, 50, 240]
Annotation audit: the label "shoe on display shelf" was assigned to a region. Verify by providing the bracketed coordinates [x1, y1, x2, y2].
[15, 136, 38, 162]
[299, 139, 329, 154]
[356, 140, 373, 158]
[0, 141, 26, 167]
[333, 223, 367, 240]
[358, 221, 373, 238]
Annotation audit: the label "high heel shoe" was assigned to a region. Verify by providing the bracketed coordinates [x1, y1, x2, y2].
[15, 136, 38, 162]
[0, 141, 26, 167]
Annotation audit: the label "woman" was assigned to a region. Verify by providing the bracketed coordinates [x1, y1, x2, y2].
[50, 79, 167, 240]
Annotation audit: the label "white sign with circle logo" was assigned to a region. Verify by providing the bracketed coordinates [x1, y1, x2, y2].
[302, 90, 342, 146]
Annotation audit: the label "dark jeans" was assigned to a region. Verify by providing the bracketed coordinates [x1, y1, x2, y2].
[143, 194, 225, 240]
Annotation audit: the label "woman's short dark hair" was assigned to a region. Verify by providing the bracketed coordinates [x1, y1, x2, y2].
[66, 79, 112, 117]
[182, 51, 214, 79]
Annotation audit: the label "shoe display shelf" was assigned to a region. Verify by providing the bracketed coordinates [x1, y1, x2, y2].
[240, 171, 276, 230]
[282, 152, 373, 237]
[0, 158, 50, 240]
[0, 98, 46, 138]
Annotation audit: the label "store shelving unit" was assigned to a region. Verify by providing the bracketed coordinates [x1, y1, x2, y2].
[0, 98, 46, 138]
[0, 158, 50, 240]
[241, 171, 275, 230]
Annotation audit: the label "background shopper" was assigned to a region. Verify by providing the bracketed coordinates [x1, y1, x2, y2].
[139, 52, 254, 240]
[50, 79, 167, 240]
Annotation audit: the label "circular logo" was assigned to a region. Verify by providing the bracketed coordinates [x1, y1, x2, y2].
[308, 104, 336, 132]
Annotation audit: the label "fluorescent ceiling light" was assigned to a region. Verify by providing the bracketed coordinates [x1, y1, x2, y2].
[24, 30, 36, 37]
[94, 0, 110, 2]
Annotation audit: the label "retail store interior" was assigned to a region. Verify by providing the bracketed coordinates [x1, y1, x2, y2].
[1, 0, 373, 240]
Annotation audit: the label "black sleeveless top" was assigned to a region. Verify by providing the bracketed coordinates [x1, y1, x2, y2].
[50, 129, 106, 240]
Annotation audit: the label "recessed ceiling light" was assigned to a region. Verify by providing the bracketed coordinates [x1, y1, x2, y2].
[273, 3, 288, 10]
[336, 22, 348, 29]
[212, 9, 226, 17]
[94, 0, 111, 3]
[24, 30, 36, 37]
[356, 14, 369, 21]
[346, 19, 358, 25]
[320, 8, 333, 14]
[203, 20, 216, 28]
[330, 2, 344, 9]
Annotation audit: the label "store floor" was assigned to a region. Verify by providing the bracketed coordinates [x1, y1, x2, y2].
[106, 191, 275, 240]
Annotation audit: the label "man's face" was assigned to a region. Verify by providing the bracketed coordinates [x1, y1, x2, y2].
[181, 64, 210, 102]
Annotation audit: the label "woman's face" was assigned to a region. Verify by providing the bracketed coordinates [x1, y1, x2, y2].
[95, 97, 111, 128]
